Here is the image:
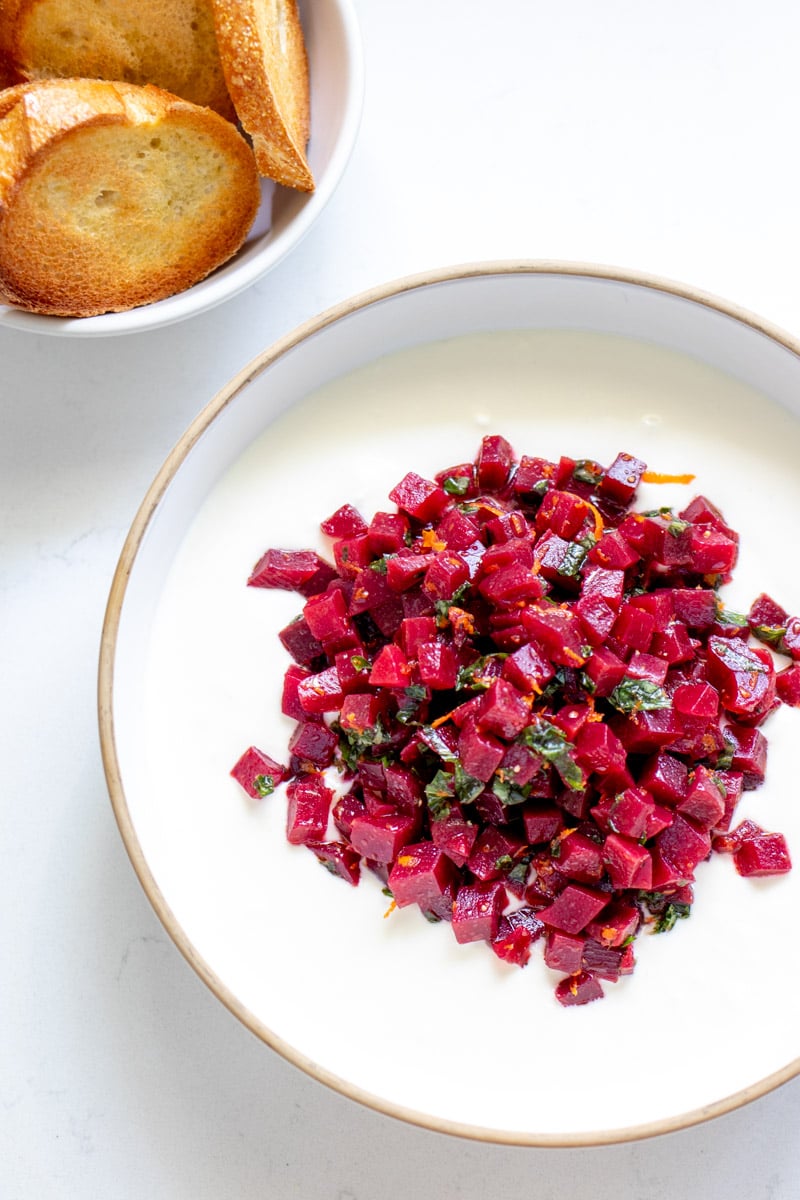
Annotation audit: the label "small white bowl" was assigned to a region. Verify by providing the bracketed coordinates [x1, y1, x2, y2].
[100, 262, 800, 1144]
[0, 0, 364, 337]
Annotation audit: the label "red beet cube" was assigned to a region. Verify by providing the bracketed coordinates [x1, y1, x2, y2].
[585, 902, 640, 948]
[369, 643, 412, 688]
[670, 587, 718, 629]
[638, 751, 688, 805]
[478, 561, 544, 607]
[556, 830, 604, 882]
[286, 774, 333, 845]
[724, 723, 767, 789]
[430, 809, 479, 867]
[349, 810, 419, 863]
[575, 593, 618, 645]
[597, 451, 646, 504]
[477, 678, 530, 739]
[574, 722, 627, 783]
[388, 842, 459, 909]
[305, 839, 361, 885]
[734, 831, 792, 877]
[583, 646, 627, 697]
[423, 553, 470, 601]
[777, 663, 800, 706]
[281, 664, 310, 720]
[535, 489, 590, 540]
[655, 813, 711, 880]
[458, 716, 506, 782]
[320, 503, 368, 538]
[651, 621, 696, 665]
[467, 825, 526, 881]
[278, 616, 325, 667]
[492, 907, 544, 966]
[521, 605, 587, 668]
[248, 547, 336, 595]
[588, 529, 640, 570]
[606, 786, 655, 839]
[368, 511, 410, 555]
[230, 746, 286, 799]
[555, 971, 604, 1007]
[539, 884, 608, 934]
[296, 666, 345, 715]
[288, 721, 338, 769]
[613, 603, 656, 652]
[388, 471, 449, 523]
[502, 641, 555, 694]
[513, 454, 556, 497]
[689, 526, 738, 575]
[386, 552, 434, 592]
[706, 636, 776, 718]
[452, 879, 507, 943]
[332, 792, 365, 838]
[333, 535, 373, 577]
[339, 692, 385, 734]
[417, 641, 458, 689]
[581, 564, 625, 608]
[522, 803, 564, 844]
[603, 833, 652, 889]
[476, 434, 515, 488]
[544, 929, 585, 974]
[677, 765, 726, 830]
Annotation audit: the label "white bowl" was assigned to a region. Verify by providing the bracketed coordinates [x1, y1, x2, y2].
[100, 262, 800, 1144]
[0, 0, 364, 337]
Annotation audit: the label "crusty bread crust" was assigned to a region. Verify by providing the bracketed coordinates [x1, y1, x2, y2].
[211, 0, 313, 191]
[0, 0, 235, 119]
[0, 78, 260, 315]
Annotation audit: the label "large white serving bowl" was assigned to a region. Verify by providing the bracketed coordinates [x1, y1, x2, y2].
[0, 0, 363, 337]
[99, 262, 800, 1145]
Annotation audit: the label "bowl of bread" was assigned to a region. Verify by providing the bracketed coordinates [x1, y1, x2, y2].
[0, 0, 363, 335]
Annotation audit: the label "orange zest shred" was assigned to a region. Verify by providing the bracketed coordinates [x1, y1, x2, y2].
[383, 899, 397, 919]
[641, 470, 696, 485]
[430, 709, 456, 728]
[584, 499, 605, 542]
[562, 646, 586, 666]
[420, 528, 446, 552]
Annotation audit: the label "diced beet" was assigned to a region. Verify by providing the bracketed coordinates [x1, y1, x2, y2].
[417, 641, 458, 689]
[651, 621, 696, 665]
[606, 785, 655, 839]
[706, 636, 776, 718]
[574, 722, 627, 783]
[386, 552, 434, 592]
[334, 649, 370, 695]
[677, 765, 726, 830]
[452, 879, 507, 943]
[297, 665, 346, 715]
[349, 809, 419, 863]
[680, 494, 737, 540]
[583, 646, 627, 697]
[476, 434, 516, 489]
[670, 587, 718, 630]
[502, 641, 555, 694]
[655, 813, 711, 880]
[597, 452, 646, 504]
[734, 831, 792, 877]
[748, 591, 789, 630]
[724, 722, 768, 789]
[492, 907, 544, 965]
[575, 592, 617, 645]
[539, 884, 608, 934]
[555, 830, 604, 882]
[689, 526, 738, 575]
[477, 678, 530, 739]
[625, 651, 668, 686]
[369, 643, 412, 688]
[388, 471, 449, 523]
[339, 692, 386, 735]
[581, 938, 626, 980]
[286, 774, 333, 844]
[467, 825, 526, 882]
[305, 839, 361, 885]
[588, 528, 640, 570]
[458, 716, 506, 782]
[478, 560, 545, 608]
[248, 547, 336, 595]
[521, 605, 587, 668]
[673, 681, 720, 722]
[613, 603, 655, 652]
[603, 833, 652, 890]
[711, 769, 743, 833]
[544, 929, 585, 974]
[288, 720, 339, 769]
[585, 902, 640, 948]
[383, 763, 423, 814]
[430, 809, 479, 867]
[485, 510, 530, 544]
[522, 803, 564, 844]
[230, 746, 287, 799]
[612, 708, 683, 754]
[388, 842, 460, 909]
[321, 503, 368, 539]
[333, 535, 373, 577]
[512, 454, 556, 497]
[368, 511, 410, 555]
[535, 489, 590, 540]
[398, 616, 438, 658]
[777, 663, 800, 706]
[278, 616, 325, 668]
[423, 553, 470, 601]
[555, 971, 604, 1006]
[638, 752, 688, 805]
[282, 663, 311, 721]
[332, 792, 365, 838]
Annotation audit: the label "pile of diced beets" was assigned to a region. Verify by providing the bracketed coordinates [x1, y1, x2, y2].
[231, 436, 796, 1006]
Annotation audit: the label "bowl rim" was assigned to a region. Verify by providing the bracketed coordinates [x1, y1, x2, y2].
[98, 259, 800, 1146]
[0, 0, 365, 338]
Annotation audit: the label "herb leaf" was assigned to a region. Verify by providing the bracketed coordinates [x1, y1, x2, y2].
[518, 719, 585, 791]
[253, 773, 275, 797]
[424, 769, 455, 820]
[442, 475, 471, 496]
[608, 677, 672, 714]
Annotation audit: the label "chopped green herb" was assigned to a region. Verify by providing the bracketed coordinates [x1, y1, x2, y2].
[442, 475, 471, 496]
[456, 653, 507, 692]
[494, 853, 514, 872]
[558, 542, 587, 578]
[608, 677, 672, 714]
[714, 606, 748, 628]
[752, 623, 787, 648]
[454, 763, 485, 804]
[350, 654, 370, 672]
[507, 856, 531, 888]
[419, 724, 459, 762]
[395, 684, 428, 726]
[434, 581, 472, 626]
[715, 731, 736, 771]
[667, 518, 690, 537]
[425, 770, 455, 820]
[652, 902, 691, 933]
[519, 719, 585, 791]
[368, 555, 389, 574]
[492, 774, 529, 805]
[253, 773, 275, 797]
[572, 460, 604, 486]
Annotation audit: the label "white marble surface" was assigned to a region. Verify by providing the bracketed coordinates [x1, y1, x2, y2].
[4, 1, 800, 1195]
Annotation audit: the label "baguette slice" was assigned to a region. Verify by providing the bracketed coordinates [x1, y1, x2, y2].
[211, 0, 313, 191]
[0, 0, 235, 120]
[0, 78, 261, 316]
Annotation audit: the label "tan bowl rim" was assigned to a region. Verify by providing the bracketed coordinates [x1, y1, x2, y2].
[97, 258, 800, 1147]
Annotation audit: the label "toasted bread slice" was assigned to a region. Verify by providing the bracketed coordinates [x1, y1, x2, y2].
[0, 78, 260, 316]
[211, 0, 313, 191]
[0, 0, 235, 119]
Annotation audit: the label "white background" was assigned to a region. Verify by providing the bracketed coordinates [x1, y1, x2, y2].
[4, 1, 800, 1195]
